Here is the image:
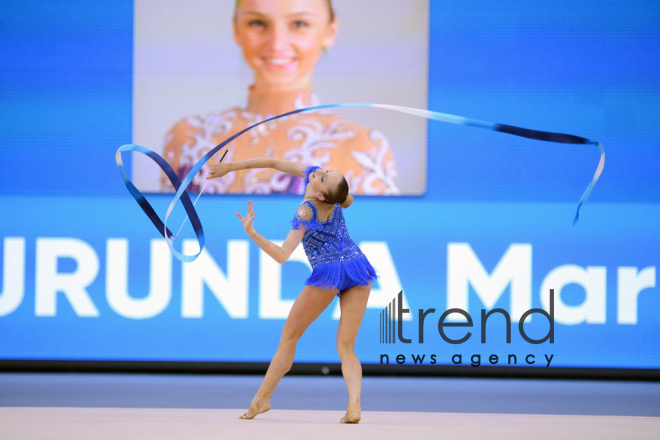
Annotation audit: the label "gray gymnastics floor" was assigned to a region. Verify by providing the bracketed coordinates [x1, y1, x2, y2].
[1, 373, 658, 417]
[2, 374, 659, 439]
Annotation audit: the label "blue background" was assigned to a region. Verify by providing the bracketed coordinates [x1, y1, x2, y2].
[1, 0, 659, 369]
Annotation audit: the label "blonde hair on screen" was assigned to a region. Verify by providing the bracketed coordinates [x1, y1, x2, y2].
[234, 0, 335, 22]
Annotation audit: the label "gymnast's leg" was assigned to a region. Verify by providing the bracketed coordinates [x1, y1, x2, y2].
[336, 281, 372, 422]
[248, 284, 338, 409]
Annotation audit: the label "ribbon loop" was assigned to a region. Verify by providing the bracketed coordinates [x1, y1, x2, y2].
[116, 104, 605, 262]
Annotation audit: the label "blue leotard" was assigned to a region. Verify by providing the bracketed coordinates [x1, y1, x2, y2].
[291, 166, 378, 294]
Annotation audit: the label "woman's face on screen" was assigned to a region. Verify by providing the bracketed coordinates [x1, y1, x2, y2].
[234, 0, 337, 90]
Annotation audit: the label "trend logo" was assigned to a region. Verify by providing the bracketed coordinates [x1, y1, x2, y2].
[379, 290, 555, 345]
[380, 292, 399, 344]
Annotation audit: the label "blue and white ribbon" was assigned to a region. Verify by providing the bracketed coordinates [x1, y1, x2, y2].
[116, 103, 605, 262]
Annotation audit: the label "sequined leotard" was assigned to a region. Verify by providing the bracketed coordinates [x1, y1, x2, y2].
[291, 166, 379, 294]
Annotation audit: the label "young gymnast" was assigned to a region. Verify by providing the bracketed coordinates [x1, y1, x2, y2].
[207, 156, 378, 424]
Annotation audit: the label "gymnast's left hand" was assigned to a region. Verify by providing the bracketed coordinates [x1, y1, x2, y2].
[236, 200, 256, 235]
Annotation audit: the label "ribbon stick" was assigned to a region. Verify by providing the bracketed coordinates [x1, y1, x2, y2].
[116, 103, 605, 262]
[173, 150, 227, 240]
[173, 179, 208, 240]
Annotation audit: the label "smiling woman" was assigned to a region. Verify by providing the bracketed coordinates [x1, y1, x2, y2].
[160, 0, 400, 196]
[234, 0, 336, 91]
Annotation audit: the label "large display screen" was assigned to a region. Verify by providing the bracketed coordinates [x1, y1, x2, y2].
[132, 0, 428, 196]
[1, 0, 659, 370]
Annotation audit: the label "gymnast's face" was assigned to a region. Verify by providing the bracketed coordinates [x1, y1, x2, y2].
[310, 168, 343, 201]
[234, 0, 337, 91]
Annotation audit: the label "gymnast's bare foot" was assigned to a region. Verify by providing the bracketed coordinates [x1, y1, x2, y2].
[239, 396, 271, 420]
[340, 402, 361, 424]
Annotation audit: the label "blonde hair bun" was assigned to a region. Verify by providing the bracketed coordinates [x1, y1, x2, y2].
[340, 194, 354, 209]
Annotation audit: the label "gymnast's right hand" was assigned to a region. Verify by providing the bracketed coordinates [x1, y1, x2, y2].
[236, 200, 256, 236]
[207, 161, 233, 179]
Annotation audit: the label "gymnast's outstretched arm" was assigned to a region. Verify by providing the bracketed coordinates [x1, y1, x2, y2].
[207, 156, 307, 179]
[270, 157, 308, 178]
